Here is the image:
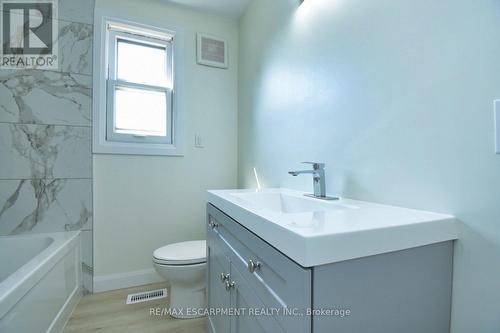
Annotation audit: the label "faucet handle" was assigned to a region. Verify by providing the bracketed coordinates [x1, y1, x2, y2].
[301, 162, 325, 170]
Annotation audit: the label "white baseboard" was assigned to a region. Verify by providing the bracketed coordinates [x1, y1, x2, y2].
[93, 269, 164, 293]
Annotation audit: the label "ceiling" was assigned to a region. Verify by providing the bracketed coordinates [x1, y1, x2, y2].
[163, 0, 252, 19]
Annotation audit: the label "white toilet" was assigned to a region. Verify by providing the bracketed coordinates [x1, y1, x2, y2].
[152, 240, 207, 319]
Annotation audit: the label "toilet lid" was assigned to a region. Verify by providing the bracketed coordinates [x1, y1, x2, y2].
[153, 240, 206, 265]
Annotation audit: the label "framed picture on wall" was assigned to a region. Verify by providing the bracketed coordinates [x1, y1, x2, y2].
[196, 33, 228, 69]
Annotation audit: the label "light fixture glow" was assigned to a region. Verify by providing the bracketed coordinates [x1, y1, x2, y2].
[253, 167, 262, 191]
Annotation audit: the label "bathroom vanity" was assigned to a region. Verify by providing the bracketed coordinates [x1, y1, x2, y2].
[206, 189, 458, 333]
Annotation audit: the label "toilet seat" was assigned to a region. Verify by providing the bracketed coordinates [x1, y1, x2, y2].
[153, 240, 206, 265]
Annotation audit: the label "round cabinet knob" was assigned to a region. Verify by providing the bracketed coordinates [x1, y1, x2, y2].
[225, 280, 235, 291]
[247, 259, 261, 273]
[220, 273, 230, 283]
[208, 219, 219, 229]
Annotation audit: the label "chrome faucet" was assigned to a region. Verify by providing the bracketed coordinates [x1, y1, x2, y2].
[288, 162, 338, 200]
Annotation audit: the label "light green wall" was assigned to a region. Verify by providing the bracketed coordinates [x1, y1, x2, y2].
[93, 0, 238, 279]
[238, 0, 500, 331]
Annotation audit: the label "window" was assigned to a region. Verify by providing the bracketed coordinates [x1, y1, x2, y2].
[107, 25, 173, 144]
[93, 17, 183, 156]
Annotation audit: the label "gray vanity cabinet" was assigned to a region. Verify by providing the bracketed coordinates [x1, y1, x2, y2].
[207, 232, 231, 333]
[207, 203, 453, 333]
[207, 204, 312, 333]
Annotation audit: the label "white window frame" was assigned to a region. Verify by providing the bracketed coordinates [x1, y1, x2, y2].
[93, 14, 184, 156]
[106, 81, 173, 143]
[107, 31, 173, 144]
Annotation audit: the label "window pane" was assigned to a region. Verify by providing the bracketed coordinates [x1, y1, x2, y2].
[114, 86, 167, 137]
[117, 39, 169, 87]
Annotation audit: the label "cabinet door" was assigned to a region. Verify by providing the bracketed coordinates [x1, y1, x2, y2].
[207, 226, 231, 333]
[208, 204, 311, 333]
[229, 263, 285, 333]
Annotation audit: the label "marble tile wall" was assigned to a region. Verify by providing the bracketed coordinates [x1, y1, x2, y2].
[0, 0, 95, 292]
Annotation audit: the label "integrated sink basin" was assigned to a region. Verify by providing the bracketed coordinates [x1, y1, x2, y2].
[207, 188, 459, 267]
[230, 191, 357, 214]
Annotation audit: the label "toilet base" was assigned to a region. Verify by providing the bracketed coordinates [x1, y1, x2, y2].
[152, 250, 207, 320]
[169, 284, 206, 319]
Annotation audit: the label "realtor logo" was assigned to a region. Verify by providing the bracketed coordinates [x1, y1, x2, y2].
[1, 0, 58, 69]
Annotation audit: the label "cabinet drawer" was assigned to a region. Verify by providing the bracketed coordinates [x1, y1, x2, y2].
[207, 204, 311, 333]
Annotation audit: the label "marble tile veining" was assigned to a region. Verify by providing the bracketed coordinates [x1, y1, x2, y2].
[0, 70, 92, 126]
[0, 0, 95, 288]
[59, 21, 93, 76]
[0, 123, 91, 179]
[0, 178, 92, 235]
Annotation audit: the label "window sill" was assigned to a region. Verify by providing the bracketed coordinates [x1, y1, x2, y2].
[93, 140, 184, 156]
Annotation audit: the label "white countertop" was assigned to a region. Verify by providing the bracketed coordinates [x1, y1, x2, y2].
[207, 188, 459, 267]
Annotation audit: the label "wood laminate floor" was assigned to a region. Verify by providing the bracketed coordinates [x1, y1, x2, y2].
[64, 283, 207, 333]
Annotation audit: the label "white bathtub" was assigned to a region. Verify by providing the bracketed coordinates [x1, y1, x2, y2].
[0, 231, 81, 333]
